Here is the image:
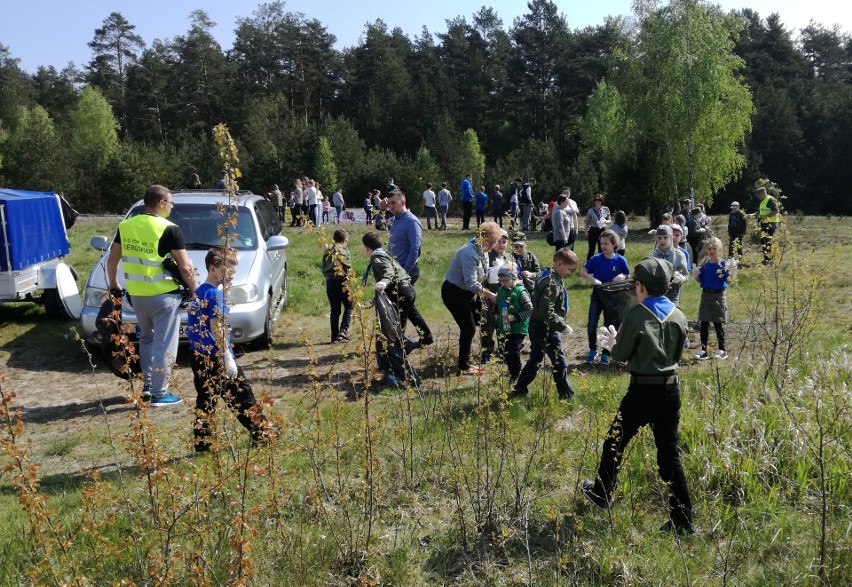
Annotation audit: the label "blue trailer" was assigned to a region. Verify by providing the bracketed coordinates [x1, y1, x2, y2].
[0, 188, 81, 319]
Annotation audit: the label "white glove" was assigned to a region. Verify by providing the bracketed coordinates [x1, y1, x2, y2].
[224, 351, 238, 379]
[697, 227, 706, 234]
[671, 272, 687, 285]
[591, 278, 602, 286]
[612, 273, 626, 282]
[375, 282, 386, 293]
[726, 258, 738, 269]
[597, 325, 617, 352]
[564, 324, 573, 335]
[691, 264, 700, 277]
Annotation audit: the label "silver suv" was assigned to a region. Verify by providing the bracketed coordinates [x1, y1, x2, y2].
[77, 190, 289, 348]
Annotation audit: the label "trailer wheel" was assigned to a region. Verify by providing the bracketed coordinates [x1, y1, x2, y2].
[43, 288, 71, 320]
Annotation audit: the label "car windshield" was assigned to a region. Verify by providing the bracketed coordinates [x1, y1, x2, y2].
[127, 204, 258, 251]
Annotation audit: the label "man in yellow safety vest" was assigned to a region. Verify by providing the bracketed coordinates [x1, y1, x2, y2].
[107, 185, 195, 406]
[754, 186, 781, 265]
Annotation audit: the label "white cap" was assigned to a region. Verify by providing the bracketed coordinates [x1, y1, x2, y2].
[730, 201, 740, 208]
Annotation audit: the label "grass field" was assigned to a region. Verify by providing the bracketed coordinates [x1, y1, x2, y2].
[0, 213, 850, 586]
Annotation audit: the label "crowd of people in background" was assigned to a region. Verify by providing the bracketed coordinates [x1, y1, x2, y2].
[140, 172, 782, 535]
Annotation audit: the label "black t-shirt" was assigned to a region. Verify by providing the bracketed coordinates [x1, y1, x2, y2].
[113, 215, 186, 258]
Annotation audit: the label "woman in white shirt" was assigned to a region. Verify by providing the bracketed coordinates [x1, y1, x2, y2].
[583, 194, 611, 261]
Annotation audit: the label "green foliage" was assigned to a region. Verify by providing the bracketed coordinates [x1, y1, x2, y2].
[2, 105, 66, 191]
[96, 141, 181, 212]
[495, 137, 563, 198]
[584, 0, 754, 211]
[67, 86, 119, 209]
[313, 136, 338, 191]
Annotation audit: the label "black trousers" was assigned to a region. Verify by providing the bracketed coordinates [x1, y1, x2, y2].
[587, 227, 604, 261]
[191, 353, 266, 450]
[501, 332, 525, 380]
[326, 278, 353, 340]
[442, 280, 479, 371]
[462, 201, 473, 229]
[759, 222, 777, 261]
[699, 321, 725, 351]
[591, 380, 693, 529]
[387, 282, 431, 341]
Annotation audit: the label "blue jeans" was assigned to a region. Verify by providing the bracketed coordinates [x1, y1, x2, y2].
[514, 318, 573, 398]
[520, 204, 532, 230]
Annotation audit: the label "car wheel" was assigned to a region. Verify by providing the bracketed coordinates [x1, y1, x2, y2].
[42, 288, 70, 320]
[256, 298, 273, 349]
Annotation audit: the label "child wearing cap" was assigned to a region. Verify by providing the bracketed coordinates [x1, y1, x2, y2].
[579, 229, 630, 365]
[481, 230, 514, 363]
[647, 225, 689, 305]
[510, 248, 579, 400]
[582, 257, 694, 535]
[692, 237, 735, 360]
[727, 201, 747, 259]
[511, 232, 542, 293]
[495, 265, 533, 382]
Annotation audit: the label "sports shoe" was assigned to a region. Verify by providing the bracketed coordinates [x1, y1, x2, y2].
[581, 480, 611, 509]
[585, 349, 597, 363]
[693, 350, 709, 360]
[420, 335, 434, 346]
[660, 519, 695, 536]
[141, 383, 152, 400]
[714, 350, 728, 360]
[508, 387, 528, 399]
[599, 352, 610, 366]
[150, 392, 183, 407]
[403, 337, 421, 354]
[337, 331, 350, 341]
[384, 372, 402, 388]
[461, 367, 486, 376]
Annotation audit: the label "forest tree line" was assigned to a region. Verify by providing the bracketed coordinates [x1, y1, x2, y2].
[0, 0, 850, 217]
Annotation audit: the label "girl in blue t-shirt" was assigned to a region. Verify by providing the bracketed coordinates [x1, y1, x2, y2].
[692, 237, 736, 360]
[578, 229, 630, 365]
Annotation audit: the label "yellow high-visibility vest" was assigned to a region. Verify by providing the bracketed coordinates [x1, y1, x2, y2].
[759, 195, 780, 224]
[119, 214, 178, 296]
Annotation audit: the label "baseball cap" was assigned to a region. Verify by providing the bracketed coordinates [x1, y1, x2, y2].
[634, 258, 673, 290]
[512, 232, 527, 243]
[730, 201, 740, 208]
[671, 224, 683, 234]
[755, 186, 767, 194]
[498, 265, 517, 279]
[656, 225, 673, 237]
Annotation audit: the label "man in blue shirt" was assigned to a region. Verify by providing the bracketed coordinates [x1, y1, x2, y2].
[387, 190, 423, 285]
[460, 174, 474, 230]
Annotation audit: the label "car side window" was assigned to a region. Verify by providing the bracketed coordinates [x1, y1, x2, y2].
[254, 200, 281, 241]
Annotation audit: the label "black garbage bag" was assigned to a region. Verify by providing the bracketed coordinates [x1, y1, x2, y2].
[96, 296, 142, 380]
[373, 291, 418, 384]
[59, 195, 80, 230]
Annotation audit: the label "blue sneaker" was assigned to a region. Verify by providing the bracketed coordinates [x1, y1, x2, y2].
[585, 349, 597, 363]
[600, 352, 610, 366]
[149, 392, 183, 407]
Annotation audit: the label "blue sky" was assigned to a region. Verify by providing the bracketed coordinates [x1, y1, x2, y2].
[3, 0, 847, 74]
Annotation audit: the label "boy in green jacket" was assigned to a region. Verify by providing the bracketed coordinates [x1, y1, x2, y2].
[495, 265, 533, 382]
[510, 248, 579, 400]
[582, 257, 694, 535]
